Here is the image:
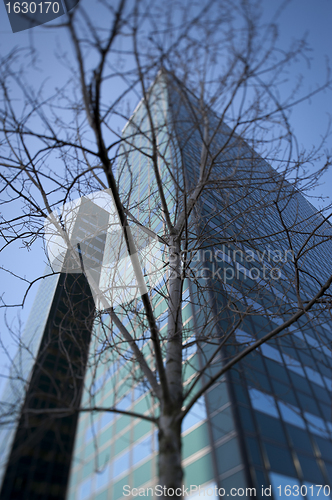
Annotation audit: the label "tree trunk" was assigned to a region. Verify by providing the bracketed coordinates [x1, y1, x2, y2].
[158, 413, 183, 499]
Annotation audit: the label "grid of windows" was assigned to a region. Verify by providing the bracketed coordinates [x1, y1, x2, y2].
[66, 72, 332, 500]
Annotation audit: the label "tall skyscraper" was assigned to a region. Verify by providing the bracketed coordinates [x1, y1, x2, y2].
[2, 71, 332, 500]
[0, 196, 109, 499]
[65, 72, 332, 499]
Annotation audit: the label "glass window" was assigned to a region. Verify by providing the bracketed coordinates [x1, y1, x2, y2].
[95, 464, 111, 491]
[113, 450, 130, 479]
[133, 382, 149, 401]
[238, 406, 256, 433]
[278, 402, 305, 429]
[304, 366, 325, 388]
[324, 462, 332, 486]
[261, 344, 283, 363]
[269, 472, 301, 500]
[117, 392, 132, 411]
[286, 424, 313, 454]
[255, 412, 286, 444]
[235, 329, 255, 345]
[271, 380, 297, 406]
[233, 383, 249, 405]
[313, 384, 329, 403]
[245, 436, 263, 466]
[132, 434, 153, 466]
[183, 340, 197, 360]
[182, 397, 207, 432]
[318, 363, 331, 378]
[78, 478, 92, 500]
[297, 392, 320, 416]
[324, 376, 332, 392]
[282, 353, 305, 376]
[304, 412, 328, 438]
[100, 411, 114, 429]
[244, 367, 271, 393]
[265, 443, 296, 476]
[243, 352, 266, 373]
[289, 372, 312, 395]
[299, 351, 316, 369]
[265, 360, 289, 383]
[297, 455, 324, 483]
[249, 388, 279, 418]
[85, 426, 95, 443]
[315, 436, 332, 460]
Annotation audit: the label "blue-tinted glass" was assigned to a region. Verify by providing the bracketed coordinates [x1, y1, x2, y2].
[243, 353, 266, 373]
[78, 478, 92, 500]
[265, 360, 289, 384]
[85, 426, 94, 443]
[314, 436, 332, 460]
[245, 436, 263, 466]
[255, 413, 286, 443]
[132, 435, 152, 466]
[264, 443, 296, 475]
[299, 351, 316, 369]
[313, 384, 329, 403]
[304, 366, 325, 388]
[297, 455, 324, 483]
[271, 380, 297, 406]
[324, 462, 332, 485]
[238, 406, 256, 433]
[254, 469, 270, 498]
[95, 464, 110, 491]
[243, 367, 265, 388]
[278, 402, 305, 430]
[286, 424, 313, 453]
[233, 383, 250, 404]
[182, 397, 207, 432]
[249, 388, 279, 418]
[261, 344, 283, 363]
[297, 392, 320, 416]
[113, 451, 130, 479]
[101, 412, 114, 429]
[133, 382, 149, 401]
[289, 372, 312, 395]
[304, 412, 328, 438]
[117, 392, 132, 411]
[269, 472, 301, 500]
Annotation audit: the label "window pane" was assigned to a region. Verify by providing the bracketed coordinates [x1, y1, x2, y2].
[249, 388, 279, 418]
[297, 455, 324, 483]
[265, 444, 296, 476]
[113, 451, 130, 479]
[78, 478, 92, 500]
[278, 402, 305, 429]
[132, 434, 152, 466]
[255, 413, 286, 443]
[95, 464, 110, 491]
[182, 397, 207, 432]
[286, 425, 313, 454]
[269, 472, 301, 500]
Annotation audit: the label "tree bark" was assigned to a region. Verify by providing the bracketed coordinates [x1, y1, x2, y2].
[158, 413, 183, 499]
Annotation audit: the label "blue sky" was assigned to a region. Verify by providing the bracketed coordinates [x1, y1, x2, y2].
[0, 0, 331, 389]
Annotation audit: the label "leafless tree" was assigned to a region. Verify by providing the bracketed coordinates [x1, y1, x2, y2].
[0, 0, 332, 498]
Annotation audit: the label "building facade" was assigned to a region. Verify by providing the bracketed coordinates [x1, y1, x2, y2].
[65, 73, 332, 500]
[2, 72, 332, 500]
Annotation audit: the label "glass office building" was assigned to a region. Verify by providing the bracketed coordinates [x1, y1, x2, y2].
[2, 71, 332, 500]
[65, 72, 332, 499]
